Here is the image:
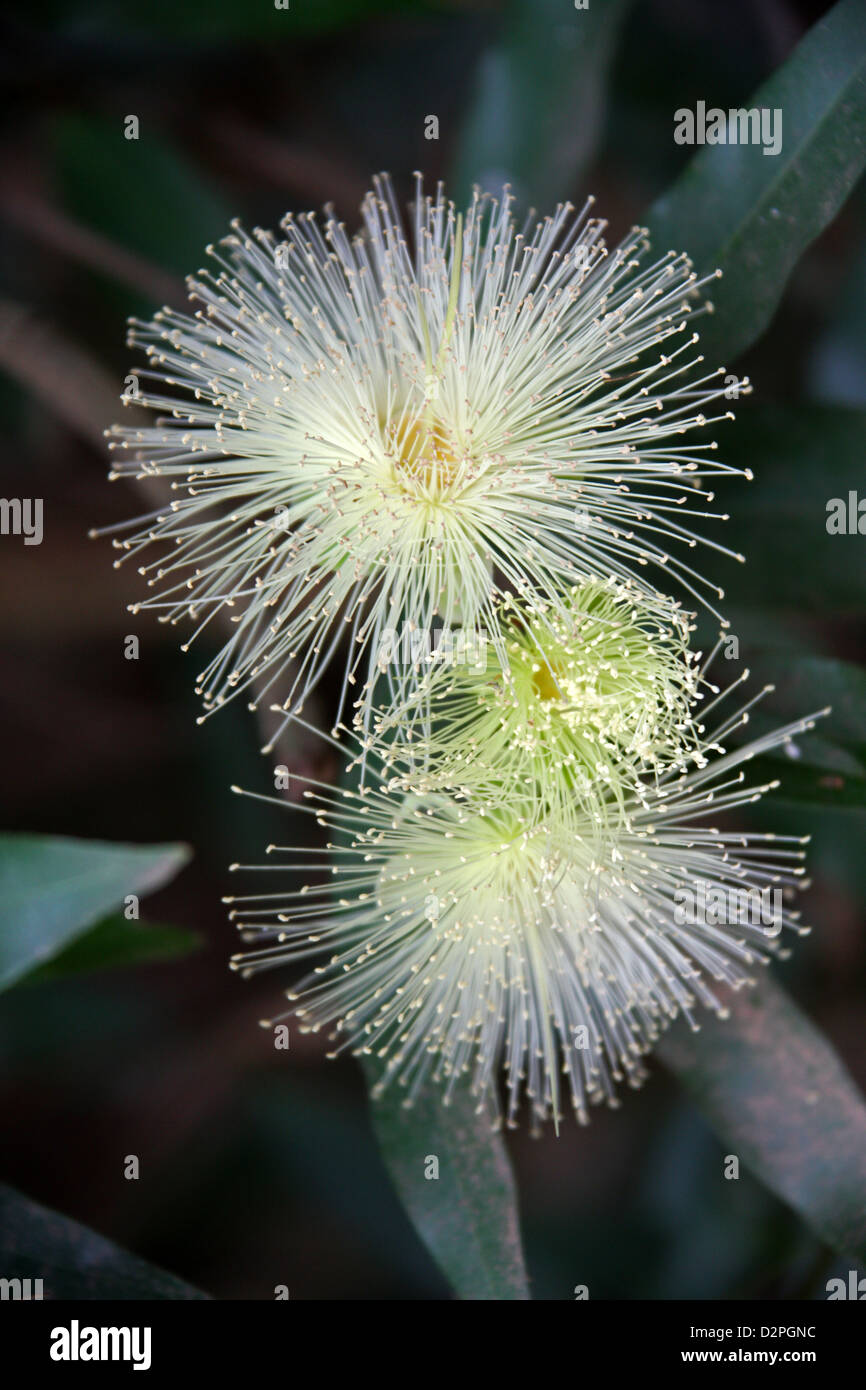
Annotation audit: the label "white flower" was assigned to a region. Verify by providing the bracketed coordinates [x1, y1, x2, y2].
[103, 175, 747, 743]
[366, 577, 705, 822]
[225, 686, 824, 1129]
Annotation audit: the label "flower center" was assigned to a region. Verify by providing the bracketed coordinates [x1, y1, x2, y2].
[389, 416, 461, 493]
[531, 660, 563, 703]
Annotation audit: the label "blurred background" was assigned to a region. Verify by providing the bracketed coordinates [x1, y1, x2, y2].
[1, 0, 864, 1299]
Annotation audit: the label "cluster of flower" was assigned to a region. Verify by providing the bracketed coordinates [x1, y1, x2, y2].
[105, 176, 821, 1127]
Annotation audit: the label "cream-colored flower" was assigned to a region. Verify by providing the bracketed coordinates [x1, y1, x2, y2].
[102, 175, 745, 743]
[367, 578, 704, 825]
[226, 685, 822, 1128]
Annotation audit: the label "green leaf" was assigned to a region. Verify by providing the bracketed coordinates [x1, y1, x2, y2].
[647, 0, 866, 363]
[23, 914, 202, 986]
[726, 649, 866, 808]
[745, 752, 866, 809]
[335, 724, 530, 1301]
[809, 193, 866, 406]
[719, 404, 866, 614]
[0, 1183, 208, 1299]
[451, 0, 632, 209]
[0, 834, 190, 990]
[51, 113, 231, 282]
[745, 652, 866, 746]
[363, 1062, 531, 1300]
[658, 975, 866, 1264]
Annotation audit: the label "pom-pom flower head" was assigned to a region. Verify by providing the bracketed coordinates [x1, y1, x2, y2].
[368, 578, 704, 821]
[226, 682, 824, 1129]
[102, 175, 748, 741]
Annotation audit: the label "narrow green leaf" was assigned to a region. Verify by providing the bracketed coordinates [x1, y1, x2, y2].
[451, 0, 632, 209]
[51, 113, 231, 281]
[23, 914, 202, 985]
[0, 1184, 209, 1300]
[719, 404, 866, 614]
[727, 649, 866, 807]
[647, 0, 866, 363]
[336, 732, 530, 1301]
[364, 1063, 531, 1300]
[809, 194, 866, 406]
[744, 752, 866, 809]
[0, 834, 190, 990]
[658, 975, 866, 1263]
[746, 652, 866, 746]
